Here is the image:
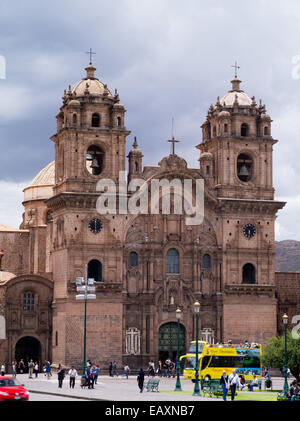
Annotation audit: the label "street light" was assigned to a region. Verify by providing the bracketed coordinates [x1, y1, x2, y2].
[282, 313, 289, 396]
[175, 308, 182, 391]
[193, 301, 201, 396]
[75, 277, 96, 376]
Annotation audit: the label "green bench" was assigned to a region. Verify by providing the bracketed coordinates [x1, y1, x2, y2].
[145, 378, 160, 392]
[201, 380, 237, 399]
[277, 392, 300, 401]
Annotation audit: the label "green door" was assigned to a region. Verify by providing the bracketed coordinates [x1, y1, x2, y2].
[158, 322, 185, 363]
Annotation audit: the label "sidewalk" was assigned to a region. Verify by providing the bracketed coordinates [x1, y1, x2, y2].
[16, 374, 292, 401]
[19, 374, 219, 401]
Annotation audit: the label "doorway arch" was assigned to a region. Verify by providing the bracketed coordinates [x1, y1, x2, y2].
[158, 322, 185, 363]
[15, 336, 42, 372]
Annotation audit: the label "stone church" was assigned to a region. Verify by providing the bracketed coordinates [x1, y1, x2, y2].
[0, 61, 299, 370]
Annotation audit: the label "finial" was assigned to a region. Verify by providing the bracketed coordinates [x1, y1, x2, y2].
[85, 48, 96, 65]
[231, 61, 240, 78]
[133, 136, 138, 149]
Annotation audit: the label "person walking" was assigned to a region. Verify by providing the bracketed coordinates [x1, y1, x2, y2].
[57, 364, 65, 388]
[28, 359, 34, 378]
[90, 366, 95, 389]
[228, 369, 240, 401]
[1, 363, 5, 376]
[123, 364, 130, 379]
[93, 364, 100, 384]
[68, 366, 78, 389]
[18, 359, 25, 374]
[137, 368, 145, 393]
[219, 371, 229, 401]
[85, 365, 92, 389]
[109, 362, 113, 377]
[34, 362, 39, 378]
[112, 361, 118, 377]
[12, 361, 17, 377]
[45, 361, 51, 380]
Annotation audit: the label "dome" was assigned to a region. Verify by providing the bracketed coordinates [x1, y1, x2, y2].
[220, 77, 252, 107]
[23, 161, 55, 202]
[218, 110, 231, 118]
[220, 91, 252, 107]
[260, 113, 271, 120]
[68, 99, 81, 107]
[0, 270, 16, 284]
[72, 78, 111, 96]
[199, 152, 213, 160]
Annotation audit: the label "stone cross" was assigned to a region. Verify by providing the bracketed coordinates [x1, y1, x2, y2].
[168, 136, 179, 156]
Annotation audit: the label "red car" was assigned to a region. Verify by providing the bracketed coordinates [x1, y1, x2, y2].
[0, 376, 29, 401]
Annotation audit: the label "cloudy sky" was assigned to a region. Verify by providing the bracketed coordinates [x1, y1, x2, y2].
[0, 0, 300, 240]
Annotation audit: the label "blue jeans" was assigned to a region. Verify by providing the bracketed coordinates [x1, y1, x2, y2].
[221, 383, 228, 401]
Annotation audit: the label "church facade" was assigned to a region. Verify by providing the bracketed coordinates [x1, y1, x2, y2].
[0, 62, 297, 370]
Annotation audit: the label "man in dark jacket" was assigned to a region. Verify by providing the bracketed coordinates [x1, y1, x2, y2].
[137, 368, 145, 393]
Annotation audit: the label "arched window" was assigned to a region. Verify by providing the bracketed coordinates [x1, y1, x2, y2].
[213, 126, 217, 137]
[134, 162, 139, 172]
[237, 153, 253, 182]
[241, 123, 249, 137]
[72, 113, 77, 125]
[242, 263, 256, 284]
[23, 291, 34, 312]
[88, 259, 102, 282]
[117, 116, 122, 127]
[264, 126, 269, 136]
[202, 254, 211, 269]
[92, 113, 100, 127]
[86, 145, 104, 175]
[166, 248, 179, 274]
[129, 251, 138, 267]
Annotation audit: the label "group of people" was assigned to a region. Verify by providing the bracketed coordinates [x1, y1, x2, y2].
[1, 360, 40, 377]
[214, 339, 260, 349]
[219, 370, 261, 401]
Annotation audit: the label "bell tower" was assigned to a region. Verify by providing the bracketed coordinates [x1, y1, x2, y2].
[198, 76, 274, 200]
[51, 62, 130, 195]
[197, 72, 285, 344]
[47, 62, 129, 368]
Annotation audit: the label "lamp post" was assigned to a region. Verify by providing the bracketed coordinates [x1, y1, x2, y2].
[193, 301, 201, 396]
[75, 277, 96, 376]
[175, 308, 182, 391]
[282, 313, 289, 396]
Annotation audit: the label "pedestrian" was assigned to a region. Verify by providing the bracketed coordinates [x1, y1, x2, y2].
[137, 368, 145, 393]
[68, 366, 78, 389]
[228, 369, 240, 401]
[112, 361, 118, 377]
[156, 360, 162, 377]
[34, 362, 39, 378]
[123, 364, 130, 379]
[12, 361, 17, 377]
[57, 364, 65, 388]
[45, 361, 51, 380]
[1, 363, 5, 376]
[219, 370, 229, 401]
[93, 364, 100, 384]
[18, 359, 25, 374]
[109, 362, 113, 377]
[90, 366, 95, 389]
[85, 365, 92, 389]
[28, 359, 34, 378]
